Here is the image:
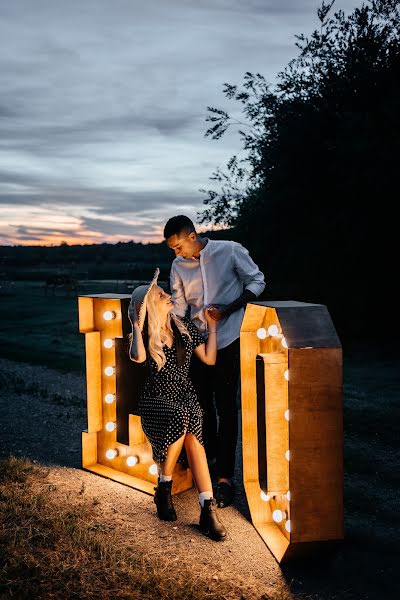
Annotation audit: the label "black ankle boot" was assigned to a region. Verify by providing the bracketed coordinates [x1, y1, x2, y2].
[199, 498, 227, 541]
[154, 479, 177, 521]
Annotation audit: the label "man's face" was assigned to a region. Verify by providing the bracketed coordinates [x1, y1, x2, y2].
[166, 231, 198, 259]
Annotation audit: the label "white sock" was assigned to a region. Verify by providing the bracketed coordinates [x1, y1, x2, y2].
[199, 491, 213, 507]
[159, 474, 172, 483]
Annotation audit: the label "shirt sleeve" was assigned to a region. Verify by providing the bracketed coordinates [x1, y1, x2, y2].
[170, 260, 188, 318]
[232, 242, 266, 297]
[183, 317, 205, 349]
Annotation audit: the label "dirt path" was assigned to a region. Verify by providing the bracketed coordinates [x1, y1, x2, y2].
[1, 357, 398, 600]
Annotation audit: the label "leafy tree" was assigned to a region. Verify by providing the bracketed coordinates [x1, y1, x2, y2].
[199, 0, 399, 337]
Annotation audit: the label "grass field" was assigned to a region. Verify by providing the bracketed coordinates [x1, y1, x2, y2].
[0, 281, 87, 372]
[0, 280, 163, 372]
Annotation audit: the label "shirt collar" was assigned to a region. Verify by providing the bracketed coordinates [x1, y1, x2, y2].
[197, 237, 210, 257]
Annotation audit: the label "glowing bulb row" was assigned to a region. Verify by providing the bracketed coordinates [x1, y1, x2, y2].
[256, 326, 288, 349]
[260, 493, 292, 532]
[103, 310, 117, 321]
[257, 326, 279, 338]
[106, 448, 118, 459]
[257, 322, 291, 532]
[272, 510, 291, 532]
[105, 450, 156, 473]
[260, 490, 291, 502]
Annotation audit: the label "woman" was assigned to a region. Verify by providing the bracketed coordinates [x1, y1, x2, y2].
[128, 268, 227, 542]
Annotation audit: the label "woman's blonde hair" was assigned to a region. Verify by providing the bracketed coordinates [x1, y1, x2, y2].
[146, 286, 191, 371]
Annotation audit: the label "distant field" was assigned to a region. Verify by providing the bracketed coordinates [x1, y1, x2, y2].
[0, 280, 166, 372]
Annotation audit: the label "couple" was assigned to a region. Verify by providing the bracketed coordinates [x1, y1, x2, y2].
[128, 215, 265, 541]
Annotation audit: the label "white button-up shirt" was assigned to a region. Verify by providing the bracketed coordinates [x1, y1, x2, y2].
[170, 239, 266, 349]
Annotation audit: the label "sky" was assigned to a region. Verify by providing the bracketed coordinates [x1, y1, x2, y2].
[0, 0, 361, 245]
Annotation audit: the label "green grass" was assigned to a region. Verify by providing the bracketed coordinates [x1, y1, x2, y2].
[0, 280, 169, 372]
[0, 281, 134, 372]
[0, 282, 86, 372]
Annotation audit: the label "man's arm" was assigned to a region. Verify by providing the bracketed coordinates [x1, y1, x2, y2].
[170, 261, 188, 318]
[208, 243, 265, 320]
[232, 242, 266, 297]
[225, 288, 257, 316]
[208, 289, 257, 320]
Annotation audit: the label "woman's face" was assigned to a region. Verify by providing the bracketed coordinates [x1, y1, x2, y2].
[151, 285, 173, 317]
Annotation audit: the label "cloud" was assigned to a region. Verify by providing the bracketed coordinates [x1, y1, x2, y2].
[0, 0, 361, 245]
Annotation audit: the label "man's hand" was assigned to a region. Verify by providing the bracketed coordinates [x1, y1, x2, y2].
[206, 304, 229, 321]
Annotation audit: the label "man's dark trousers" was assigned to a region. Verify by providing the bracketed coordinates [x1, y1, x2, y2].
[190, 338, 240, 479]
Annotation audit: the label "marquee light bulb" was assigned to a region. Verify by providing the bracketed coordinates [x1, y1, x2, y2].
[105, 421, 116, 432]
[105, 366, 115, 376]
[106, 448, 118, 460]
[260, 491, 270, 502]
[104, 338, 114, 349]
[103, 310, 116, 321]
[281, 337, 288, 349]
[285, 450, 290, 461]
[284, 409, 290, 421]
[126, 456, 138, 467]
[256, 328, 267, 339]
[272, 510, 283, 523]
[284, 369, 289, 381]
[285, 520, 292, 532]
[268, 324, 279, 337]
[286, 491, 291, 501]
[149, 463, 158, 475]
[105, 393, 115, 404]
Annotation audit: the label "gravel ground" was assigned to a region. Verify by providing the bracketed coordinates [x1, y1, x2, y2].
[0, 357, 397, 600]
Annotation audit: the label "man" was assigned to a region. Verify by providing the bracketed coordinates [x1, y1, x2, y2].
[164, 215, 265, 507]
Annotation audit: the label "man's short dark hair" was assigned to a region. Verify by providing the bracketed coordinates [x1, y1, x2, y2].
[164, 215, 196, 240]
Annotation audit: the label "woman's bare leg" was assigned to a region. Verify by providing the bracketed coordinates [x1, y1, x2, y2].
[184, 433, 212, 493]
[184, 434, 227, 540]
[160, 432, 186, 477]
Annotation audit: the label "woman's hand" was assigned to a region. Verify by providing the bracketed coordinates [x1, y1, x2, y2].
[129, 302, 140, 328]
[194, 308, 217, 365]
[128, 302, 146, 362]
[206, 304, 228, 322]
[204, 307, 218, 330]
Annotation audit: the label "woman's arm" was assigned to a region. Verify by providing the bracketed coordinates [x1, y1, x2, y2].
[193, 308, 217, 366]
[129, 303, 147, 363]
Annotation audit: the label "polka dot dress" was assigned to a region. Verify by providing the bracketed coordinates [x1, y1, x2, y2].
[139, 317, 205, 464]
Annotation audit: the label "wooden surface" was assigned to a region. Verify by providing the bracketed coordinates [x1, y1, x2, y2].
[241, 303, 343, 563]
[94, 297, 121, 469]
[84, 332, 102, 433]
[115, 299, 145, 443]
[83, 462, 158, 495]
[79, 295, 193, 497]
[82, 431, 97, 468]
[247, 301, 341, 348]
[262, 354, 289, 494]
[288, 347, 344, 543]
[129, 414, 146, 445]
[83, 462, 192, 496]
[78, 296, 94, 333]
